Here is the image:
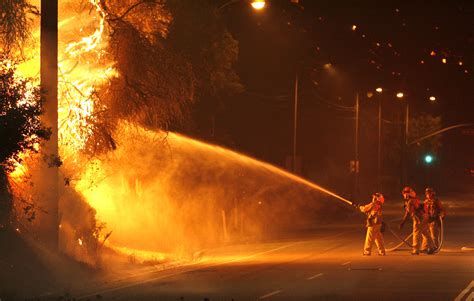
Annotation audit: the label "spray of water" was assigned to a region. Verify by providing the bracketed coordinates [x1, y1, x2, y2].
[65, 123, 353, 262]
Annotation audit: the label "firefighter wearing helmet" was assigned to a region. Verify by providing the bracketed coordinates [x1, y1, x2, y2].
[399, 187, 435, 255]
[358, 193, 386, 256]
[422, 187, 446, 250]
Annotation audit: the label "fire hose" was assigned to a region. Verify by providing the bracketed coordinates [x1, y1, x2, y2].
[385, 217, 444, 253]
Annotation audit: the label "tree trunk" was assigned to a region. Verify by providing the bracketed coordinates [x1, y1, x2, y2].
[0, 170, 11, 230]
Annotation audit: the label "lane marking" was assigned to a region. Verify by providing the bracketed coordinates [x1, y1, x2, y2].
[454, 280, 474, 301]
[259, 290, 281, 299]
[465, 292, 474, 301]
[77, 243, 299, 300]
[78, 229, 359, 299]
[306, 273, 324, 280]
[341, 261, 351, 266]
[348, 267, 382, 271]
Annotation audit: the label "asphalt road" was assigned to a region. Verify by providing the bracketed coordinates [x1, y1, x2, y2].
[74, 193, 474, 301]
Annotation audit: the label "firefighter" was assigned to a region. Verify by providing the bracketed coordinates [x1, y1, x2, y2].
[358, 193, 386, 256]
[399, 187, 435, 255]
[422, 187, 446, 250]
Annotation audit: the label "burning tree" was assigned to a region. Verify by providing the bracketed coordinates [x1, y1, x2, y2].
[0, 0, 38, 54]
[1, 0, 245, 264]
[0, 60, 50, 227]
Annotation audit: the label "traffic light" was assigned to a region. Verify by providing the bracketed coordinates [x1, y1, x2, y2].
[424, 154, 434, 164]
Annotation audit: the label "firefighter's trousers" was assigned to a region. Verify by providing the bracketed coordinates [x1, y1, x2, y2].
[422, 220, 440, 250]
[364, 224, 385, 254]
[413, 219, 434, 252]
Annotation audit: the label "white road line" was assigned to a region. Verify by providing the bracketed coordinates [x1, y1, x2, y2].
[78, 230, 357, 299]
[259, 290, 281, 299]
[306, 273, 324, 280]
[77, 243, 299, 300]
[465, 292, 474, 301]
[454, 280, 474, 301]
[341, 261, 351, 266]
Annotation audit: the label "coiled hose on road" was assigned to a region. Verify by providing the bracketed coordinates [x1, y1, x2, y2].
[385, 216, 444, 253]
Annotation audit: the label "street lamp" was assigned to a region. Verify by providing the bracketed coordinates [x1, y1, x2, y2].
[213, 0, 265, 137]
[370, 88, 406, 189]
[218, 0, 266, 11]
[396, 92, 409, 185]
[250, 0, 266, 10]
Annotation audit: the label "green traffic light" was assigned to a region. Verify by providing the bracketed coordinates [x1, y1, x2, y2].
[424, 154, 433, 164]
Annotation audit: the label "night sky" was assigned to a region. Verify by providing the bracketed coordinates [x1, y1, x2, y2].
[213, 0, 473, 193]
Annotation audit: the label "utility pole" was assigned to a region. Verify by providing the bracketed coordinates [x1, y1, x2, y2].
[41, 0, 59, 250]
[377, 98, 382, 191]
[354, 93, 359, 198]
[293, 72, 298, 173]
[402, 103, 409, 185]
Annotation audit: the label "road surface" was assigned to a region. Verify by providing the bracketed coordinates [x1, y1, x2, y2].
[68, 193, 474, 300]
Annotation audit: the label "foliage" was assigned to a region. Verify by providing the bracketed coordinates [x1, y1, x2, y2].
[0, 60, 51, 173]
[94, 0, 195, 135]
[166, 0, 244, 120]
[408, 114, 442, 161]
[0, 0, 38, 53]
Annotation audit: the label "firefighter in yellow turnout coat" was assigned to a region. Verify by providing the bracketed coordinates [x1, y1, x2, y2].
[359, 193, 386, 256]
[399, 187, 435, 255]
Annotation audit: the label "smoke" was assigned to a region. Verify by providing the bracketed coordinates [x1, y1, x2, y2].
[68, 122, 349, 262]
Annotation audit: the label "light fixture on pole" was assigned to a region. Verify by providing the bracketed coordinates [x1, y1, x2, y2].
[218, 0, 266, 11]
[250, 0, 266, 10]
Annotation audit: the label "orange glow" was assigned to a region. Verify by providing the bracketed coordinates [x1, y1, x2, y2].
[251, 1, 266, 10]
[442, 58, 447, 64]
[352, 25, 357, 31]
[6, 0, 354, 267]
[70, 123, 352, 261]
[430, 50, 436, 56]
[375, 87, 383, 93]
[396, 92, 404, 98]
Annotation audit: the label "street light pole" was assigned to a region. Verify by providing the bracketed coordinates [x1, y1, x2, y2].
[402, 102, 409, 185]
[399, 100, 408, 185]
[354, 92, 359, 197]
[293, 72, 298, 173]
[377, 97, 382, 190]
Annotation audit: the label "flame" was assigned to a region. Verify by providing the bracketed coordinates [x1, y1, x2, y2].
[12, 0, 117, 162]
[6, 0, 350, 267]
